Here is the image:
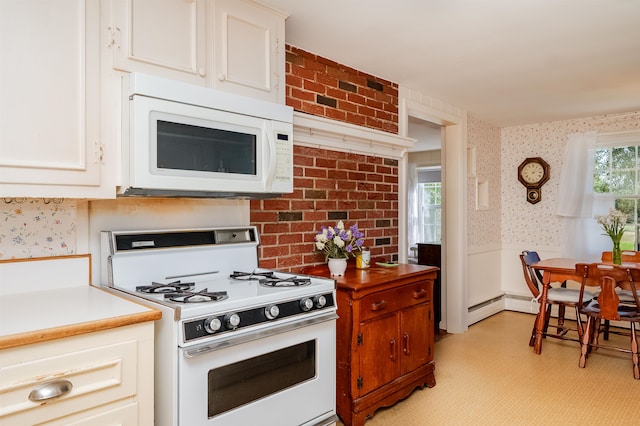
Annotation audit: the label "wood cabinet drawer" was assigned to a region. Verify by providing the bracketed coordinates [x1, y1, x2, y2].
[0, 333, 138, 424]
[360, 282, 431, 322]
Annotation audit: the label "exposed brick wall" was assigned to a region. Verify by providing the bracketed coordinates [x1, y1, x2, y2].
[252, 145, 399, 272]
[250, 47, 401, 272]
[285, 45, 399, 134]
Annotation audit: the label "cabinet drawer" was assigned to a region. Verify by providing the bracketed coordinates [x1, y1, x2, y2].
[45, 401, 138, 426]
[360, 282, 431, 322]
[0, 338, 137, 424]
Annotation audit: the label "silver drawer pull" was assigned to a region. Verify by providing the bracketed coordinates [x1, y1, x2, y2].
[28, 380, 73, 402]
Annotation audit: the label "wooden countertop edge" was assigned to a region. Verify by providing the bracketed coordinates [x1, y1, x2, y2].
[303, 263, 439, 293]
[0, 310, 162, 350]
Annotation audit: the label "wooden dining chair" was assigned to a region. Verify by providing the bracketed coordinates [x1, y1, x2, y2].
[575, 263, 640, 379]
[600, 251, 640, 340]
[520, 251, 592, 346]
[601, 250, 640, 263]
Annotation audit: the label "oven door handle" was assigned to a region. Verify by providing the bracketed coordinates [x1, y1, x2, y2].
[183, 311, 338, 358]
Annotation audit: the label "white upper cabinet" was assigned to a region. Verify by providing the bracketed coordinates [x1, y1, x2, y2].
[111, 0, 208, 86]
[211, 0, 287, 103]
[107, 0, 287, 103]
[0, 0, 113, 198]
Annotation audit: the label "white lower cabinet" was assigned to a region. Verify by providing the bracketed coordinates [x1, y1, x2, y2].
[0, 323, 154, 425]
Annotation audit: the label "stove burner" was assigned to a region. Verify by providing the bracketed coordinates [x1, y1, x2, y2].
[136, 281, 195, 294]
[165, 289, 229, 304]
[229, 271, 277, 281]
[259, 276, 312, 287]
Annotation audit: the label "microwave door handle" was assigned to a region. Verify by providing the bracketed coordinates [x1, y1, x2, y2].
[264, 123, 277, 188]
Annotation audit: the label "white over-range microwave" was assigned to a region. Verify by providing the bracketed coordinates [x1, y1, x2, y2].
[118, 73, 294, 198]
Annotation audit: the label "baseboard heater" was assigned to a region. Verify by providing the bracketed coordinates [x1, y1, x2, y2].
[468, 294, 505, 312]
[505, 293, 534, 302]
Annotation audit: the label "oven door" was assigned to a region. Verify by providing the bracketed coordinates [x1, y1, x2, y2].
[178, 317, 336, 426]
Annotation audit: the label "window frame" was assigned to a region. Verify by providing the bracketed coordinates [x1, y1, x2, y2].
[594, 131, 640, 250]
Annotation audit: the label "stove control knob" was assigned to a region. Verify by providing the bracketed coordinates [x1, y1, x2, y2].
[314, 295, 327, 308]
[204, 317, 222, 334]
[225, 313, 241, 329]
[300, 298, 314, 312]
[265, 305, 280, 320]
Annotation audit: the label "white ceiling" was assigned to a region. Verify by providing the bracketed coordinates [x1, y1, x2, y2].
[408, 116, 441, 151]
[260, 0, 640, 128]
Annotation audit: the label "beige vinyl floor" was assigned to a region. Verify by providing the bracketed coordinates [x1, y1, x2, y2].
[337, 311, 640, 425]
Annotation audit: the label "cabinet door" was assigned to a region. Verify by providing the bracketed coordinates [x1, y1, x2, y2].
[111, 0, 207, 84]
[400, 303, 433, 375]
[358, 314, 399, 396]
[211, 0, 286, 103]
[0, 0, 110, 198]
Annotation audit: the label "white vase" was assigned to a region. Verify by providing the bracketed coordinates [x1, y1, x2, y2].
[327, 258, 348, 276]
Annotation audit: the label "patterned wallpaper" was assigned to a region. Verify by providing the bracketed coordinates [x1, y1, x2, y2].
[0, 199, 76, 259]
[467, 115, 502, 248]
[501, 112, 640, 248]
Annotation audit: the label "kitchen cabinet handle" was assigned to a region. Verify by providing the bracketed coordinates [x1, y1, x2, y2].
[413, 288, 427, 299]
[390, 338, 396, 360]
[28, 380, 73, 402]
[370, 300, 387, 311]
[403, 332, 410, 355]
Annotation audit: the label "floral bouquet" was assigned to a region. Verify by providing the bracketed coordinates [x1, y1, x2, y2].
[595, 208, 627, 264]
[595, 208, 627, 243]
[314, 220, 365, 261]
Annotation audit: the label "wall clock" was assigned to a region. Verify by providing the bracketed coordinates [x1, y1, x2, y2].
[517, 157, 550, 204]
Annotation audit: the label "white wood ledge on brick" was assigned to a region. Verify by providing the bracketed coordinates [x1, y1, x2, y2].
[292, 112, 415, 159]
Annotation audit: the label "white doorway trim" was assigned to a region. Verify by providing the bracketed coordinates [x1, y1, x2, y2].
[398, 88, 468, 334]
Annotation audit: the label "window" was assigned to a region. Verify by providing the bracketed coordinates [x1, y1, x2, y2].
[419, 182, 442, 243]
[594, 140, 640, 250]
[416, 167, 441, 243]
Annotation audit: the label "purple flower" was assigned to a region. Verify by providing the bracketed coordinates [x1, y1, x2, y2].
[314, 221, 366, 260]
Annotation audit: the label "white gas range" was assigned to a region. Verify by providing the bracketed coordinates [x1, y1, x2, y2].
[100, 226, 337, 426]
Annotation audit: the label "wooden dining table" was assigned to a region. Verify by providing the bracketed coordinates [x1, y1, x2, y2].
[530, 258, 583, 354]
[530, 256, 640, 354]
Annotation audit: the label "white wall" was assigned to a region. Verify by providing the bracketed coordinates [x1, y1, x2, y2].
[465, 115, 503, 323]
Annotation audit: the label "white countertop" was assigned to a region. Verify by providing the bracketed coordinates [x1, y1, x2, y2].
[0, 255, 161, 349]
[0, 286, 155, 338]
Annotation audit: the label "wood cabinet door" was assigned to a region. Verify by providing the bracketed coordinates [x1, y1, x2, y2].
[400, 303, 432, 375]
[358, 314, 399, 396]
[111, 0, 207, 84]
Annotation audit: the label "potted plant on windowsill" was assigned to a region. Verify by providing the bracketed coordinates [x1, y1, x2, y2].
[314, 220, 364, 276]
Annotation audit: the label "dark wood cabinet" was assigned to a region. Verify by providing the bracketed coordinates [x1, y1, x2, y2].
[417, 243, 442, 334]
[304, 263, 438, 426]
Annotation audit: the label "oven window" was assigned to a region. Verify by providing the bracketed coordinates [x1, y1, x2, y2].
[208, 340, 316, 418]
[156, 120, 257, 175]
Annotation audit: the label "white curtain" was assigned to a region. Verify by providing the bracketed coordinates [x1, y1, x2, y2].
[407, 163, 420, 256]
[556, 131, 613, 261]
